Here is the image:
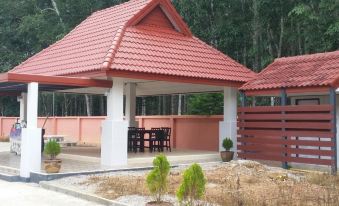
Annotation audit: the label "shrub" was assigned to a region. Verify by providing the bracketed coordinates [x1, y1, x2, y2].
[146, 154, 170, 203]
[44, 140, 61, 159]
[176, 163, 206, 206]
[222, 138, 233, 151]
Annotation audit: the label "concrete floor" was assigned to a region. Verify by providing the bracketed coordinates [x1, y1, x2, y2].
[0, 179, 101, 206]
[0, 143, 220, 174]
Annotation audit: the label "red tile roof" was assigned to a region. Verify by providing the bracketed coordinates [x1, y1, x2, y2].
[240, 51, 339, 91]
[10, 0, 255, 85]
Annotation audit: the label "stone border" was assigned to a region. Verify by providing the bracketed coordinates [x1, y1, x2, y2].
[40, 181, 128, 206]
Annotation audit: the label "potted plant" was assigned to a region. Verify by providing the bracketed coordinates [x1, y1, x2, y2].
[220, 138, 234, 162]
[43, 140, 62, 173]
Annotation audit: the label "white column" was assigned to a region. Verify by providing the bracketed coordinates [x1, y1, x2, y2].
[101, 78, 128, 167]
[219, 87, 238, 154]
[20, 83, 42, 178]
[125, 83, 137, 127]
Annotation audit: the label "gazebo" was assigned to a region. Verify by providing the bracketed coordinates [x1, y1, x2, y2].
[238, 51, 339, 173]
[0, 0, 255, 178]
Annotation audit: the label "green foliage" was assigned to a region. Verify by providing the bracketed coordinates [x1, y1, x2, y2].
[222, 138, 233, 151]
[146, 154, 170, 203]
[187, 93, 223, 115]
[44, 140, 61, 159]
[176, 163, 206, 206]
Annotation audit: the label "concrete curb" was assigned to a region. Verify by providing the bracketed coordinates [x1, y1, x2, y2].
[40, 181, 128, 206]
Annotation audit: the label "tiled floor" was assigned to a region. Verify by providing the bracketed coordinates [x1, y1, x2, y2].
[0, 145, 220, 174]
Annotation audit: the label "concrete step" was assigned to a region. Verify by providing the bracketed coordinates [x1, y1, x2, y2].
[0, 166, 20, 182]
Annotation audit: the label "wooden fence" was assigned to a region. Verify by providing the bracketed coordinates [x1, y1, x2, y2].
[237, 105, 336, 169]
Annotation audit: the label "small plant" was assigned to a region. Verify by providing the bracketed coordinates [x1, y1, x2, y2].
[146, 154, 170, 203]
[176, 163, 206, 206]
[44, 140, 61, 159]
[222, 138, 233, 151]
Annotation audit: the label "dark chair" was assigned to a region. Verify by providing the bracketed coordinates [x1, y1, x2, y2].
[161, 127, 171, 152]
[128, 127, 136, 152]
[135, 128, 145, 152]
[150, 128, 165, 152]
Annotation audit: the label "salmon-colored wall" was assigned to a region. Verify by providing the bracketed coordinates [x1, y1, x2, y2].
[0, 115, 222, 151]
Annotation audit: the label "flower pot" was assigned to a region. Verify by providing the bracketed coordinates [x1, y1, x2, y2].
[44, 159, 62, 173]
[220, 151, 234, 162]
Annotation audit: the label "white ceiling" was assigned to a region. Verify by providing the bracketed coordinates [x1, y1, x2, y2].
[57, 79, 225, 96]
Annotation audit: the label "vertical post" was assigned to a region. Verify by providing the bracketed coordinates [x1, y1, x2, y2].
[219, 87, 237, 154]
[281, 88, 288, 169]
[125, 83, 137, 127]
[330, 88, 337, 174]
[19, 93, 27, 122]
[20, 83, 42, 178]
[101, 78, 128, 167]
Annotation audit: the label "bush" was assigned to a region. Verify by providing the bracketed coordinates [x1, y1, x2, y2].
[176, 163, 206, 205]
[222, 138, 233, 151]
[146, 154, 170, 203]
[44, 140, 61, 159]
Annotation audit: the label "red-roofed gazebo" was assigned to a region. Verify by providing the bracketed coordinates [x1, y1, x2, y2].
[0, 0, 255, 178]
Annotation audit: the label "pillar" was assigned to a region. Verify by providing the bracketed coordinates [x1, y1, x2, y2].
[219, 87, 237, 154]
[20, 82, 42, 178]
[19, 93, 27, 122]
[101, 78, 128, 167]
[125, 83, 137, 127]
[330, 88, 337, 174]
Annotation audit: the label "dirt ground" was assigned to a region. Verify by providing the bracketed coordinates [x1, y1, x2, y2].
[80, 160, 339, 206]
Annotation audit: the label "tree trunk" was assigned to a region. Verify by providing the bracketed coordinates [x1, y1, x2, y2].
[85, 94, 91, 116]
[277, 17, 284, 58]
[252, 0, 260, 72]
[178, 94, 182, 115]
[51, 0, 66, 31]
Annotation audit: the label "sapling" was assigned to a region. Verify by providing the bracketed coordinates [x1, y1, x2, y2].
[176, 163, 206, 206]
[44, 140, 61, 159]
[146, 154, 170, 203]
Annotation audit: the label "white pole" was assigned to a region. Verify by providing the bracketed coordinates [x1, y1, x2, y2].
[125, 83, 137, 127]
[20, 82, 42, 178]
[219, 87, 238, 154]
[101, 78, 128, 167]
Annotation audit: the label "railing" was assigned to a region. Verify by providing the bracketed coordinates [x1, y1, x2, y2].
[237, 105, 336, 169]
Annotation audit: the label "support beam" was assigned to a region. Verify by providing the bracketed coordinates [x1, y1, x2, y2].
[219, 87, 237, 155]
[125, 83, 137, 127]
[101, 78, 128, 167]
[330, 88, 337, 174]
[281, 88, 288, 169]
[20, 83, 42, 178]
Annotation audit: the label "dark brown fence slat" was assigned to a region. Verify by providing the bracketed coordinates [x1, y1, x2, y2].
[238, 153, 333, 165]
[238, 129, 334, 138]
[238, 137, 335, 147]
[237, 122, 333, 130]
[237, 113, 333, 121]
[238, 145, 335, 156]
[238, 105, 333, 113]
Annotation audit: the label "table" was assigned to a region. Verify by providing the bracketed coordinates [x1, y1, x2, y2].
[129, 129, 165, 152]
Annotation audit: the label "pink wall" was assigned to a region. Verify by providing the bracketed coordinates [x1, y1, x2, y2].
[0, 115, 222, 151]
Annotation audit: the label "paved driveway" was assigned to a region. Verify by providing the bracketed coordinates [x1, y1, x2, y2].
[0, 180, 102, 206]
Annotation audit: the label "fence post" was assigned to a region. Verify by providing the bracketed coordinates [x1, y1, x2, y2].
[281, 88, 288, 169]
[330, 88, 337, 175]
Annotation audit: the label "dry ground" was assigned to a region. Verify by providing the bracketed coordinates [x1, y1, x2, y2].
[80, 161, 339, 206]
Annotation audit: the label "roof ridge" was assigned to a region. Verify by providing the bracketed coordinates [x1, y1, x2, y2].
[101, 25, 128, 70]
[275, 50, 339, 62]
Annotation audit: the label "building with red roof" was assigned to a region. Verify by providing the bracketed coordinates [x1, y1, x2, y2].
[0, 0, 255, 179]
